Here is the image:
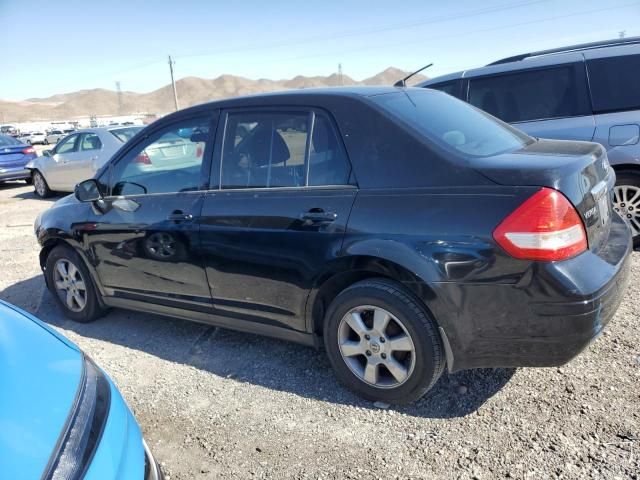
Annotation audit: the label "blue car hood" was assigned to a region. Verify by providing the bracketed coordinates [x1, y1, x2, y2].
[0, 301, 82, 479]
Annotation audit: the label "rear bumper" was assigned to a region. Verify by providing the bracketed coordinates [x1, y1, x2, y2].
[441, 212, 633, 372]
[0, 168, 30, 181]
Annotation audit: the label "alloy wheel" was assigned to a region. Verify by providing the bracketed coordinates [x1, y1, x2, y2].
[53, 258, 87, 312]
[613, 185, 640, 237]
[337, 305, 416, 389]
[33, 172, 46, 197]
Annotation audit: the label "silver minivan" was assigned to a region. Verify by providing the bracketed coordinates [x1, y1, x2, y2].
[419, 37, 640, 244]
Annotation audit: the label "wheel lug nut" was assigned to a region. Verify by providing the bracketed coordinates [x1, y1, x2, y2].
[381, 353, 387, 359]
[379, 337, 385, 343]
[365, 350, 372, 356]
[364, 334, 370, 340]
[628, 214, 632, 218]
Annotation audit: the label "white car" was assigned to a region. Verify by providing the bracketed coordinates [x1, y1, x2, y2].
[26, 126, 143, 197]
[44, 130, 66, 145]
[23, 131, 47, 145]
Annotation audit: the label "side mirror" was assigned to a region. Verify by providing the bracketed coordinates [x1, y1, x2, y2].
[43, 149, 52, 157]
[75, 179, 102, 202]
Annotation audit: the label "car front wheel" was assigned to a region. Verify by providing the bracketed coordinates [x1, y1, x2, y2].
[324, 278, 445, 404]
[45, 245, 106, 323]
[613, 170, 640, 247]
[33, 170, 52, 198]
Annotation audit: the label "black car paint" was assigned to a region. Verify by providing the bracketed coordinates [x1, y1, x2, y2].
[36, 87, 632, 372]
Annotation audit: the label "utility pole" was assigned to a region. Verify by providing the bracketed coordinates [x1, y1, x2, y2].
[338, 63, 343, 86]
[619, 30, 626, 39]
[115, 81, 123, 116]
[168, 55, 179, 111]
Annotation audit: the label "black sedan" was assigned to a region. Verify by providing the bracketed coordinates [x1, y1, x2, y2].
[34, 87, 631, 404]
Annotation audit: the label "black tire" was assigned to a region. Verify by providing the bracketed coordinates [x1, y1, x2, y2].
[613, 170, 640, 248]
[45, 244, 106, 323]
[323, 278, 445, 404]
[43, 139, 49, 145]
[33, 170, 53, 198]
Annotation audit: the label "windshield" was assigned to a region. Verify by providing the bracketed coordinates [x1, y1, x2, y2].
[0, 135, 21, 146]
[110, 126, 143, 143]
[371, 89, 532, 158]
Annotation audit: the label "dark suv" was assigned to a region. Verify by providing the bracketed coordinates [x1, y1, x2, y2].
[418, 37, 640, 245]
[35, 87, 631, 403]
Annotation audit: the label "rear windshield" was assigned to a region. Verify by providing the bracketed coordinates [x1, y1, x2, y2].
[372, 89, 532, 157]
[110, 126, 142, 143]
[0, 135, 21, 146]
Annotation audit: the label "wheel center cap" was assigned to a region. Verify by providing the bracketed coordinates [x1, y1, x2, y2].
[369, 342, 381, 354]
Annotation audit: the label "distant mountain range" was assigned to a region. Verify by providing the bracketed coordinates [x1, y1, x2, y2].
[1, 67, 427, 123]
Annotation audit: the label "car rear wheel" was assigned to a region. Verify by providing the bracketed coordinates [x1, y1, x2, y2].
[45, 245, 106, 323]
[33, 170, 52, 198]
[613, 171, 640, 247]
[324, 278, 445, 404]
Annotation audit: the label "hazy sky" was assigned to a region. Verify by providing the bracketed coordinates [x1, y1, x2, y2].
[1, 0, 639, 100]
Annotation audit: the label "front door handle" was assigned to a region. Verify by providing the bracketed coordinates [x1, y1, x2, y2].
[167, 212, 193, 222]
[301, 209, 337, 223]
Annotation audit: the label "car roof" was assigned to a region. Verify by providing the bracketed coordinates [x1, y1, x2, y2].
[159, 86, 407, 120]
[418, 36, 640, 86]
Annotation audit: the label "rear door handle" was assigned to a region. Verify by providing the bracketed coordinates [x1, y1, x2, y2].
[167, 212, 193, 222]
[301, 209, 337, 223]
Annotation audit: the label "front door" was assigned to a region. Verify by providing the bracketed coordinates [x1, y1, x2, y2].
[46, 133, 81, 189]
[200, 108, 357, 331]
[83, 114, 216, 311]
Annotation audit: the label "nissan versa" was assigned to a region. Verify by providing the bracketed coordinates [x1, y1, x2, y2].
[34, 87, 632, 404]
[0, 300, 162, 479]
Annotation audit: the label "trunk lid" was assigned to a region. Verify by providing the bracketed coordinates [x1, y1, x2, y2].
[473, 139, 614, 252]
[0, 145, 29, 167]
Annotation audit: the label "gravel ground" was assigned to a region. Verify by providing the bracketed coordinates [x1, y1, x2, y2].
[0, 181, 638, 480]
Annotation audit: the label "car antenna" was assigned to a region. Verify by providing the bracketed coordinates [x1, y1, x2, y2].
[393, 63, 433, 88]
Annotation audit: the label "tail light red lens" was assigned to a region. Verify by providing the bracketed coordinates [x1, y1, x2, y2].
[133, 152, 152, 164]
[493, 187, 587, 261]
[21, 147, 35, 155]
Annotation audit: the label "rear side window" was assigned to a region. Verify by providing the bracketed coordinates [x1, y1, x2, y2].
[220, 111, 351, 189]
[587, 54, 640, 113]
[468, 65, 591, 123]
[372, 89, 532, 158]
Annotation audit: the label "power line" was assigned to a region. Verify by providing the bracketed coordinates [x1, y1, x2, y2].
[175, 0, 548, 60]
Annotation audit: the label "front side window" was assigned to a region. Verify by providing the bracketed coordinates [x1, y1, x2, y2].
[372, 89, 532, 158]
[80, 133, 102, 151]
[587, 54, 640, 113]
[468, 65, 590, 123]
[110, 118, 210, 196]
[55, 134, 79, 154]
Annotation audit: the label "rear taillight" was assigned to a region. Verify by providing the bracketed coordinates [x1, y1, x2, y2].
[493, 187, 587, 261]
[133, 152, 152, 164]
[21, 147, 35, 155]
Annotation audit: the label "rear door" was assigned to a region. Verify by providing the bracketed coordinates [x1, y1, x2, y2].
[467, 63, 595, 141]
[585, 48, 640, 163]
[199, 108, 357, 331]
[83, 114, 216, 311]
